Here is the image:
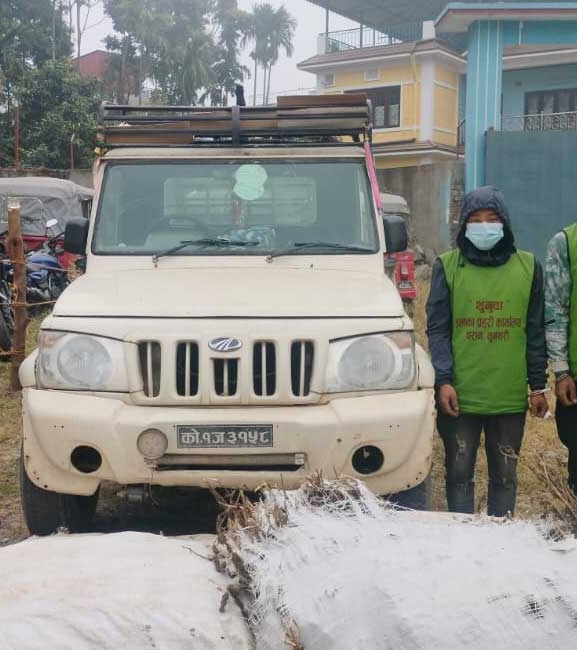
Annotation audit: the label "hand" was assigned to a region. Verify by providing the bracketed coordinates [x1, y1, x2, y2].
[529, 393, 549, 418]
[438, 384, 460, 418]
[556, 376, 577, 407]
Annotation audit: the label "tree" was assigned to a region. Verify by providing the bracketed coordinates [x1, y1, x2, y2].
[103, 0, 248, 106]
[242, 3, 296, 105]
[0, 0, 71, 166]
[16, 60, 102, 169]
[208, 0, 250, 106]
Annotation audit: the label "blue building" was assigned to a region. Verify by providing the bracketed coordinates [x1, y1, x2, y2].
[302, 1, 577, 257]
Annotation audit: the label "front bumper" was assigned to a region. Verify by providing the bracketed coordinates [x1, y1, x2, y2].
[22, 388, 435, 497]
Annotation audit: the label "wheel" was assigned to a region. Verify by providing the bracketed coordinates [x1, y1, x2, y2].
[20, 449, 99, 536]
[387, 473, 432, 511]
[48, 272, 69, 300]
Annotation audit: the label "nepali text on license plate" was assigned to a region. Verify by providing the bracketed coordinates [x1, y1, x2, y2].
[176, 425, 273, 449]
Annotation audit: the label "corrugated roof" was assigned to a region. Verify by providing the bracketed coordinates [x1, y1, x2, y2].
[306, 1, 568, 30]
[298, 39, 464, 70]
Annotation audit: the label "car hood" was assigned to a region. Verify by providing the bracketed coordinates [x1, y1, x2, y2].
[54, 267, 404, 319]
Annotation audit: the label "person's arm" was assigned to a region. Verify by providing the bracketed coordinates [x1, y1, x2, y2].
[426, 258, 453, 386]
[526, 260, 547, 391]
[426, 259, 459, 416]
[526, 260, 549, 417]
[545, 232, 577, 406]
[544, 232, 572, 375]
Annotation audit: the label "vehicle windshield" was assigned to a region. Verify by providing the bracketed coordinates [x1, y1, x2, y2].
[92, 160, 379, 256]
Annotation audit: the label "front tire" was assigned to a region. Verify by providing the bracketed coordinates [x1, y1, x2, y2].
[20, 450, 99, 535]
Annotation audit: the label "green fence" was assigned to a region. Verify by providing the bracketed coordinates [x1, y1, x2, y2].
[485, 130, 577, 261]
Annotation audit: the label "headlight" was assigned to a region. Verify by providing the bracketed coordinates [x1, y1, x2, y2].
[326, 333, 415, 393]
[37, 331, 129, 391]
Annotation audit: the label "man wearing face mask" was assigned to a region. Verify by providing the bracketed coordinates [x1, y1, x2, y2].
[426, 186, 548, 516]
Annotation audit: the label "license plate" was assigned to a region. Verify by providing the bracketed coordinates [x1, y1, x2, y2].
[397, 281, 414, 290]
[177, 425, 273, 449]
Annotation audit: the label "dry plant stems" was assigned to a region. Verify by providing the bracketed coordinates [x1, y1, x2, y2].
[212, 475, 369, 650]
[525, 451, 577, 534]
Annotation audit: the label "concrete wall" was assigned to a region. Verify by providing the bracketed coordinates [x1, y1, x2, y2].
[377, 160, 464, 254]
[502, 64, 577, 117]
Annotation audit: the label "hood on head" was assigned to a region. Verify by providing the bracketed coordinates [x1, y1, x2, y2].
[456, 185, 515, 264]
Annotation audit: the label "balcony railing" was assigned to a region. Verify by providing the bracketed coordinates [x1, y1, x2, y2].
[501, 112, 577, 132]
[320, 22, 425, 54]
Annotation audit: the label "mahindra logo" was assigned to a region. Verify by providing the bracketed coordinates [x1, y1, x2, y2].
[209, 337, 242, 353]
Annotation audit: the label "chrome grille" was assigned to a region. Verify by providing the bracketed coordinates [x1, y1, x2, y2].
[134, 337, 318, 404]
[214, 358, 239, 397]
[138, 341, 161, 397]
[253, 342, 276, 396]
[176, 342, 200, 397]
[291, 341, 314, 397]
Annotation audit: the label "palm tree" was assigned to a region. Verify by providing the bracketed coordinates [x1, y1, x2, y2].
[242, 3, 296, 105]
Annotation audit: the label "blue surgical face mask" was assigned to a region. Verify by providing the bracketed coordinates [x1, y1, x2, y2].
[465, 222, 504, 251]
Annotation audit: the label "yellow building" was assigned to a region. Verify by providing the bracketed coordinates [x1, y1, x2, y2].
[299, 34, 466, 250]
[298, 38, 465, 171]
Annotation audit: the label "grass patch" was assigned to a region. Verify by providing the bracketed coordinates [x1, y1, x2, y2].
[0, 317, 41, 543]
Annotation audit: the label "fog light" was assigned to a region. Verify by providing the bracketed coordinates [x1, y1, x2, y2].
[137, 429, 168, 460]
[71, 446, 102, 474]
[352, 445, 384, 475]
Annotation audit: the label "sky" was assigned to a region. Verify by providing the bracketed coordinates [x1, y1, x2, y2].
[81, 1, 357, 101]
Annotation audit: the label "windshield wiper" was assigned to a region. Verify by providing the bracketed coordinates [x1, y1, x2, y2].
[267, 241, 374, 261]
[153, 238, 258, 265]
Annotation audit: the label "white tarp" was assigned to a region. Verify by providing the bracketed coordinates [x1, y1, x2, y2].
[217, 479, 577, 650]
[2, 481, 577, 650]
[0, 532, 251, 650]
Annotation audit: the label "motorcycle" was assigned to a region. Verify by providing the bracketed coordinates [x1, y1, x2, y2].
[0, 256, 13, 354]
[0, 218, 69, 322]
[25, 226, 70, 306]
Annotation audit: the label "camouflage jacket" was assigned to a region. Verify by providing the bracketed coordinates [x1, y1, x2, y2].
[544, 231, 572, 375]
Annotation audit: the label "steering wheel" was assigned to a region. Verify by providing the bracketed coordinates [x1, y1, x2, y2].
[146, 216, 212, 237]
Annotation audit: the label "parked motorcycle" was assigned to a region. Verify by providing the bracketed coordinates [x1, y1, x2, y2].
[0, 242, 14, 352]
[26, 226, 70, 306]
[0, 218, 69, 324]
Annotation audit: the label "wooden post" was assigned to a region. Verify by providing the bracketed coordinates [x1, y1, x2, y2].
[7, 200, 27, 391]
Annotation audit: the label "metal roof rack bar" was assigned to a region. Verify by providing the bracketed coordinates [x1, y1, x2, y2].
[97, 95, 372, 148]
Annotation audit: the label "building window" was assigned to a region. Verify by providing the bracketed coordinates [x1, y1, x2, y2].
[525, 88, 577, 115]
[321, 73, 335, 88]
[348, 86, 401, 129]
[364, 68, 380, 82]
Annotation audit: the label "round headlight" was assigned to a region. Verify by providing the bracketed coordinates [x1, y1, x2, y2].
[338, 337, 395, 389]
[57, 336, 113, 388]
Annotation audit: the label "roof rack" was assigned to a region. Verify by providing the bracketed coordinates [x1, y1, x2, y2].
[97, 95, 372, 148]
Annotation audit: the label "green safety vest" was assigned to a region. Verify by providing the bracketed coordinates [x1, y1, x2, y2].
[440, 249, 535, 414]
[564, 223, 577, 375]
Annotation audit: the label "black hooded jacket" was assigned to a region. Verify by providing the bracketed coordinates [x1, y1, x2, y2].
[426, 186, 547, 391]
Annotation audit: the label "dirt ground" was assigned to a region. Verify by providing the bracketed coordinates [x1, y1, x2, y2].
[0, 286, 572, 545]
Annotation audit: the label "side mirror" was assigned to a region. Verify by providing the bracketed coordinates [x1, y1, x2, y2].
[80, 198, 92, 220]
[383, 214, 408, 253]
[64, 218, 89, 254]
